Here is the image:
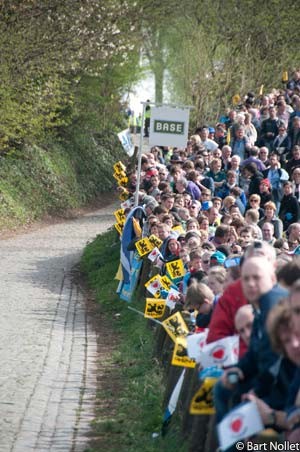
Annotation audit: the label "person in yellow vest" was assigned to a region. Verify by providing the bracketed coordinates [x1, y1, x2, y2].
[144, 100, 151, 137]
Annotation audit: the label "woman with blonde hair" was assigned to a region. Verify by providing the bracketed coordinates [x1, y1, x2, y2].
[258, 200, 283, 239]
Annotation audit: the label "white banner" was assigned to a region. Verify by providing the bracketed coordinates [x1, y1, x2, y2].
[199, 335, 239, 369]
[217, 401, 264, 450]
[149, 106, 190, 147]
[117, 129, 135, 156]
[187, 330, 209, 362]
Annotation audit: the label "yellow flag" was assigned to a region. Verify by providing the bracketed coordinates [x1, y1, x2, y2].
[117, 177, 129, 186]
[226, 127, 231, 145]
[172, 225, 185, 235]
[172, 337, 196, 368]
[166, 259, 185, 280]
[114, 223, 123, 236]
[144, 298, 166, 319]
[162, 311, 189, 343]
[145, 275, 163, 298]
[114, 161, 126, 173]
[282, 71, 288, 83]
[161, 275, 172, 291]
[259, 84, 264, 96]
[113, 170, 127, 181]
[189, 378, 217, 415]
[132, 217, 142, 238]
[119, 190, 129, 201]
[114, 209, 126, 225]
[232, 94, 241, 105]
[135, 237, 153, 256]
[148, 234, 163, 249]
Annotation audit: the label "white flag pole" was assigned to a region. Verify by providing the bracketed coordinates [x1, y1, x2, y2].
[134, 102, 146, 207]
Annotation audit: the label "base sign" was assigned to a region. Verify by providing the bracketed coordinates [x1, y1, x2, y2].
[149, 106, 189, 147]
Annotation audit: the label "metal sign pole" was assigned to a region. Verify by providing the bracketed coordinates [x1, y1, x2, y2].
[134, 102, 146, 207]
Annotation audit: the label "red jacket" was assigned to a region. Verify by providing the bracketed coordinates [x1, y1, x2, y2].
[206, 279, 248, 357]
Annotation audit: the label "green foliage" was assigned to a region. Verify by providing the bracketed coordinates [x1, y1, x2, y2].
[81, 230, 187, 451]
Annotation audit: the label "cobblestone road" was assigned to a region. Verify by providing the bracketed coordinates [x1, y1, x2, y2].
[0, 203, 117, 452]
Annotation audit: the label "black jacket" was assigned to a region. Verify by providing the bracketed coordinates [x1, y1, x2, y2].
[279, 193, 300, 230]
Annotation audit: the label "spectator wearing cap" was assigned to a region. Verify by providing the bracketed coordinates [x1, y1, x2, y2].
[208, 127, 215, 140]
[258, 178, 274, 208]
[210, 250, 226, 267]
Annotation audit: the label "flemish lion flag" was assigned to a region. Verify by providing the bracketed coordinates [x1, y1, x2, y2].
[135, 237, 153, 256]
[190, 377, 217, 415]
[113, 161, 126, 173]
[114, 209, 126, 225]
[144, 298, 166, 319]
[148, 234, 163, 249]
[166, 259, 185, 280]
[172, 337, 195, 368]
[162, 311, 189, 343]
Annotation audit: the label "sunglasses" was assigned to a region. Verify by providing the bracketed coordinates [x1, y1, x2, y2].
[202, 260, 210, 264]
[250, 199, 259, 203]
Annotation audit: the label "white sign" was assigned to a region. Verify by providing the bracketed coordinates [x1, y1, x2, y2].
[149, 106, 190, 147]
[117, 129, 135, 157]
[187, 330, 209, 362]
[199, 335, 239, 369]
[217, 401, 264, 451]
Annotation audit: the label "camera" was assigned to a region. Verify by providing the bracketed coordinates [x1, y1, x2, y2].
[227, 371, 240, 384]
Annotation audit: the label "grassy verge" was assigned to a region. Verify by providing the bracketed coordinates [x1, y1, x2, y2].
[80, 229, 187, 452]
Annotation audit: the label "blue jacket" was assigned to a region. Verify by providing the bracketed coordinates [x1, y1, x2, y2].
[237, 285, 288, 384]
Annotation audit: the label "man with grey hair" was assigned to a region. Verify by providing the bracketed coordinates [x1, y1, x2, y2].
[175, 177, 201, 201]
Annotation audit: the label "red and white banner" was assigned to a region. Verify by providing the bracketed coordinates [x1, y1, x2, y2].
[199, 335, 239, 369]
[217, 401, 264, 450]
[187, 330, 208, 362]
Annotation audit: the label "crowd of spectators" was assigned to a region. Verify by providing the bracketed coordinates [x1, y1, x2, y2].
[119, 73, 300, 448]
